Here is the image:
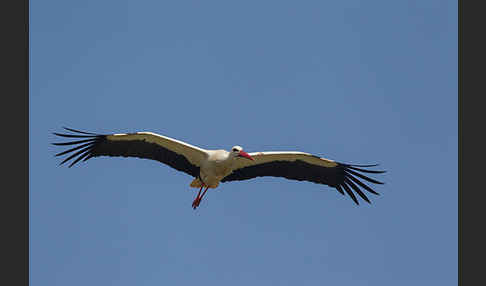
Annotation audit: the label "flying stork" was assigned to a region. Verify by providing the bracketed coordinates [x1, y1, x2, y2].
[53, 127, 386, 209]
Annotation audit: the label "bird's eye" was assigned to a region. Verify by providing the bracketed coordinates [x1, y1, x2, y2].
[232, 148, 238, 152]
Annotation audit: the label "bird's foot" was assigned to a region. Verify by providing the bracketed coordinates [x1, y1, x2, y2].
[192, 197, 201, 209]
[192, 186, 208, 210]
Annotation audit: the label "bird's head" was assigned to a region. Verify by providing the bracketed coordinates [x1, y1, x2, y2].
[230, 145, 254, 161]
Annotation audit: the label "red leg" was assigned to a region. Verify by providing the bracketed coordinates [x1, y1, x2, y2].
[199, 187, 209, 201]
[192, 186, 209, 209]
[192, 186, 203, 209]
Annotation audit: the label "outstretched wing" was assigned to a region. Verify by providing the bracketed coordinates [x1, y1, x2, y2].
[221, 151, 385, 205]
[52, 127, 208, 177]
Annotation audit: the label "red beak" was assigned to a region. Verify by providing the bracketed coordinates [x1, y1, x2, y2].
[238, 150, 254, 161]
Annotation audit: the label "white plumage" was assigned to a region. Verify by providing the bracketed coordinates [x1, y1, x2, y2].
[53, 127, 386, 209]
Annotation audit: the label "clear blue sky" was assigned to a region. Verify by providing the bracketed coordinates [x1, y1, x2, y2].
[30, 1, 457, 285]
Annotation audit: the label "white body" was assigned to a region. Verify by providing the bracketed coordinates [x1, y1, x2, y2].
[192, 150, 338, 189]
[193, 150, 234, 188]
[54, 128, 384, 206]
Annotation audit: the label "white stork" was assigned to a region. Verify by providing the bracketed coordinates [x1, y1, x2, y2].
[53, 127, 385, 209]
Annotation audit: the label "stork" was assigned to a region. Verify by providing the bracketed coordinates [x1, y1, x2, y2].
[53, 127, 386, 209]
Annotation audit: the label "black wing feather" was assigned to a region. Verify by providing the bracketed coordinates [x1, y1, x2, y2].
[59, 145, 94, 166]
[335, 185, 345, 196]
[62, 127, 98, 135]
[346, 173, 380, 195]
[221, 159, 385, 205]
[53, 132, 95, 138]
[341, 182, 359, 205]
[68, 146, 95, 167]
[52, 128, 200, 177]
[346, 165, 386, 174]
[344, 177, 371, 204]
[344, 169, 384, 184]
[55, 141, 96, 157]
[52, 138, 97, 146]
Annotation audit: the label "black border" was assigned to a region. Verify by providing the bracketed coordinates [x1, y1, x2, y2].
[2, 0, 465, 285]
[3, 0, 28, 285]
[458, 0, 462, 284]
[459, 0, 483, 285]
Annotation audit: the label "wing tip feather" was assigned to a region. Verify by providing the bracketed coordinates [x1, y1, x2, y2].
[341, 183, 359, 205]
[336, 162, 385, 205]
[52, 128, 104, 167]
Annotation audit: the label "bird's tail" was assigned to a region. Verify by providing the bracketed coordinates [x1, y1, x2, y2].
[190, 178, 203, 188]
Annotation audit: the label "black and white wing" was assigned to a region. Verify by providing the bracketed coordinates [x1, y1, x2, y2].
[222, 151, 385, 205]
[52, 127, 208, 177]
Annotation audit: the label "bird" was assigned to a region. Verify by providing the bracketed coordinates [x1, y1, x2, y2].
[52, 127, 386, 209]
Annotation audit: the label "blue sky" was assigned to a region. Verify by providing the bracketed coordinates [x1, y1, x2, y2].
[30, 1, 457, 285]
